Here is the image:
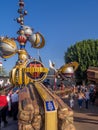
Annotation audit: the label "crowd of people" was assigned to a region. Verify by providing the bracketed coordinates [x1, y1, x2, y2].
[69, 84, 97, 109]
[0, 81, 97, 129]
[43, 79, 97, 108]
[0, 88, 19, 128]
[43, 79, 97, 109]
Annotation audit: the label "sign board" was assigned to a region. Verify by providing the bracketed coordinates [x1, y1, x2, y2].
[45, 101, 55, 111]
[26, 59, 48, 82]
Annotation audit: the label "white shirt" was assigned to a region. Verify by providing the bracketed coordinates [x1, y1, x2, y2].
[70, 99, 74, 108]
[7, 95, 11, 110]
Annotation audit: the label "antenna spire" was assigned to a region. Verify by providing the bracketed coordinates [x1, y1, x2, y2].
[16, 0, 27, 26]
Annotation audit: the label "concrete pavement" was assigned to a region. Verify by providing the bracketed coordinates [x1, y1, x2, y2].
[74, 103, 98, 130]
[63, 97, 98, 130]
[0, 117, 18, 130]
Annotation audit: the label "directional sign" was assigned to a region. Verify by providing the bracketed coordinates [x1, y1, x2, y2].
[45, 101, 55, 111]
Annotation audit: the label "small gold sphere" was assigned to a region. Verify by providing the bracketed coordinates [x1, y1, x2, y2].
[20, 30, 25, 35]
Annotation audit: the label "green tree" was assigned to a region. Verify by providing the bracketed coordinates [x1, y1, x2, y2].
[64, 39, 98, 83]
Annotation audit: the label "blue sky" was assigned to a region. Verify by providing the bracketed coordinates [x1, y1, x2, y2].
[0, 0, 98, 72]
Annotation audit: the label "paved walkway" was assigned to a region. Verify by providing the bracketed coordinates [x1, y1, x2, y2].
[0, 117, 18, 130]
[1, 98, 98, 130]
[63, 97, 98, 130]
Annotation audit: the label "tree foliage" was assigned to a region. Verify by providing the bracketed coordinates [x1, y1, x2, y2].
[64, 39, 98, 82]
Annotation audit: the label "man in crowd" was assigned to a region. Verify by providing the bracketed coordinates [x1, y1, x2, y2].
[0, 90, 10, 128]
[11, 90, 19, 120]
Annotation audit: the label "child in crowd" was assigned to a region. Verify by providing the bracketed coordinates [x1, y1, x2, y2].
[70, 98, 74, 109]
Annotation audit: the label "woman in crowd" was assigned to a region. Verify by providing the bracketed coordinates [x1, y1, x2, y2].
[77, 91, 85, 108]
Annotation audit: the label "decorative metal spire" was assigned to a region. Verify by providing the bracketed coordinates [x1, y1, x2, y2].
[0, 0, 45, 60]
[16, 0, 27, 26]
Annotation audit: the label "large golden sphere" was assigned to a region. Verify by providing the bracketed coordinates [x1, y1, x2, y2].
[0, 37, 17, 58]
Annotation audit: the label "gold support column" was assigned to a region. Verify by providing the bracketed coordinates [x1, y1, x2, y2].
[45, 102, 57, 130]
[34, 82, 58, 130]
